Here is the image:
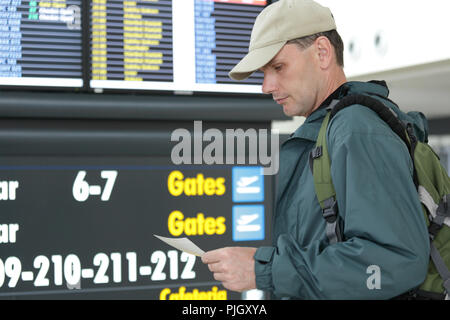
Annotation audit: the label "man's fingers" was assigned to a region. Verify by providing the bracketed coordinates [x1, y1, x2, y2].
[212, 272, 228, 282]
[207, 262, 223, 273]
[201, 252, 217, 264]
[201, 248, 229, 264]
[201, 247, 257, 292]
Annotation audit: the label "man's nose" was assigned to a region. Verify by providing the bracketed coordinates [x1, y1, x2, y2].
[261, 74, 276, 94]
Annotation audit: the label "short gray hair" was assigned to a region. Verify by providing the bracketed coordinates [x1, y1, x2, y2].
[287, 30, 344, 67]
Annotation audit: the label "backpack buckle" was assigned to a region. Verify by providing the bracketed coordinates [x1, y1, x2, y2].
[322, 197, 338, 223]
[443, 278, 450, 297]
[311, 146, 323, 159]
[437, 194, 449, 217]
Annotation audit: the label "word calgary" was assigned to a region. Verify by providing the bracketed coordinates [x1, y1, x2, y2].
[171, 121, 279, 175]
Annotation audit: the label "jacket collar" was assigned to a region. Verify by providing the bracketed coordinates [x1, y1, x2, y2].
[286, 81, 389, 143]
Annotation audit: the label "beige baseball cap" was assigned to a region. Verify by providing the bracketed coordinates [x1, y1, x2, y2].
[229, 0, 336, 81]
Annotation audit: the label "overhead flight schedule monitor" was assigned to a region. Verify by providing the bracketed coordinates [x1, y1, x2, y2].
[90, 0, 174, 84]
[195, 0, 265, 86]
[0, 0, 268, 93]
[90, 0, 267, 93]
[0, 157, 273, 299]
[0, 0, 83, 88]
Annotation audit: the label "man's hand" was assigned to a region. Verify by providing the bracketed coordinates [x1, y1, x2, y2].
[201, 247, 257, 292]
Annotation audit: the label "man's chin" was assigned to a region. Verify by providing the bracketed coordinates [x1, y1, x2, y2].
[282, 104, 295, 117]
[282, 104, 307, 117]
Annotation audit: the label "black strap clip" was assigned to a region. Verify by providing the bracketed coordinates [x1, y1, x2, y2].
[322, 197, 338, 223]
[437, 194, 449, 216]
[428, 194, 450, 240]
[311, 146, 323, 159]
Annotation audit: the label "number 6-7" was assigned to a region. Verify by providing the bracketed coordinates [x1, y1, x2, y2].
[72, 170, 118, 202]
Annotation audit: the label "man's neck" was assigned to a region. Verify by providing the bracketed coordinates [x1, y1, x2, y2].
[308, 69, 347, 117]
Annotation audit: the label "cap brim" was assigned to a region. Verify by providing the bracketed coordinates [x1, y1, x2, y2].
[229, 41, 286, 81]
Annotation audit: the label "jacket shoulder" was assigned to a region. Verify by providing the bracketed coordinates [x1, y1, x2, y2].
[327, 103, 399, 141]
[325, 103, 413, 172]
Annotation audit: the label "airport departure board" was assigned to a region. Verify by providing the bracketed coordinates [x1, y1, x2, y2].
[195, 0, 264, 86]
[89, 0, 267, 93]
[90, 0, 174, 83]
[0, 157, 273, 299]
[0, 0, 83, 87]
[0, 0, 269, 93]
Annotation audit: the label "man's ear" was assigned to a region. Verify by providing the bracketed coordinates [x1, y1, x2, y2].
[315, 36, 333, 69]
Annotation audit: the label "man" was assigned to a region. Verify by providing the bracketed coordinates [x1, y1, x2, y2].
[202, 0, 430, 299]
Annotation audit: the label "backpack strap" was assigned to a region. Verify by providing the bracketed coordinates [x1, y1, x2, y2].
[430, 241, 450, 296]
[429, 195, 450, 295]
[311, 94, 415, 245]
[427, 193, 450, 238]
[311, 109, 343, 244]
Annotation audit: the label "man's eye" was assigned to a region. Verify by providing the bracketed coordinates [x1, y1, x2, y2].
[274, 65, 282, 71]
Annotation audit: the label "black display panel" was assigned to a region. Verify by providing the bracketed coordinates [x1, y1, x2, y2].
[90, 0, 267, 93]
[0, 0, 83, 87]
[0, 157, 273, 299]
[195, 0, 265, 85]
[1, 0, 268, 93]
[90, 0, 173, 83]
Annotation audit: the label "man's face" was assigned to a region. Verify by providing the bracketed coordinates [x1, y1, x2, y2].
[260, 43, 320, 117]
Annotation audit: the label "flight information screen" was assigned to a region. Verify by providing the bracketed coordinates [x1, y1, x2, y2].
[194, 0, 265, 86]
[0, 0, 83, 87]
[0, 0, 267, 93]
[90, 0, 174, 84]
[89, 0, 267, 94]
[0, 157, 273, 299]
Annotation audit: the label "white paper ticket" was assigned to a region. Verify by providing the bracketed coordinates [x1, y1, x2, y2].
[154, 235, 205, 257]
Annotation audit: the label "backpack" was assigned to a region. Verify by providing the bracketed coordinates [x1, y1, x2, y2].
[310, 93, 450, 300]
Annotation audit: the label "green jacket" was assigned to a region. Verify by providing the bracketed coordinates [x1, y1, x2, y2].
[255, 81, 430, 299]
